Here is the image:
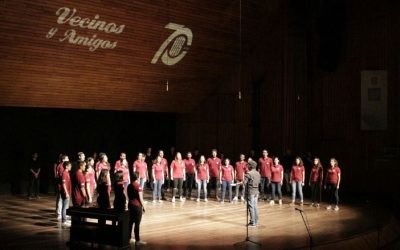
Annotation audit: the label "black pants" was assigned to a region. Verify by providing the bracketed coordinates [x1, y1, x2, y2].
[260, 177, 271, 199]
[207, 177, 220, 198]
[128, 205, 143, 241]
[173, 178, 184, 197]
[310, 182, 322, 204]
[183, 173, 195, 198]
[28, 176, 40, 197]
[326, 183, 339, 206]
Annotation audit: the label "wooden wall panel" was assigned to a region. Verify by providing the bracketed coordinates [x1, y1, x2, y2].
[0, 0, 243, 112]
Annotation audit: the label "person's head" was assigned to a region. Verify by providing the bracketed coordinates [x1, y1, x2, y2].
[138, 152, 143, 161]
[98, 169, 109, 184]
[114, 170, 123, 183]
[63, 161, 72, 171]
[295, 157, 303, 166]
[330, 158, 338, 167]
[211, 149, 217, 157]
[146, 147, 152, 154]
[78, 152, 85, 161]
[176, 152, 182, 161]
[158, 150, 164, 158]
[92, 152, 97, 160]
[99, 153, 108, 163]
[199, 155, 205, 164]
[187, 152, 192, 159]
[314, 158, 322, 168]
[224, 158, 230, 166]
[193, 148, 199, 155]
[78, 160, 86, 171]
[247, 159, 257, 170]
[32, 153, 38, 160]
[262, 149, 269, 158]
[156, 156, 162, 164]
[62, 154, 69, 162]
[274, 157, 280, 165]
[239, 154, 245, 161]
[170, 146, 175, 154]
[131, 172, 138, 182]
[120, 152, 126, 161]
[87, 157, 94, 167]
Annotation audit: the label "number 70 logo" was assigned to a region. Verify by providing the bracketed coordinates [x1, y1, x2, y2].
[151, 23, 193, 66]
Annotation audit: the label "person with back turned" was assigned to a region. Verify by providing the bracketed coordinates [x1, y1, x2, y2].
[244, 158, 261, 227]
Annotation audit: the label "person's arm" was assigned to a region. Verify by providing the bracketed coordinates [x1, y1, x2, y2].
[206, 167, 210, 183]
[145, 163, 149, 181]
[152, 167, 156, 183]
[80, 182, 87, 198]
[231, 167, 235, 184]
[302, 168, 305, 186]
[85, 178, 92, 202]
[139, 191, 146, 212]
[170, 162, 174, 181]
[280, 168, 284, 185]
[337, 172, 341, 189]
[194, 166, 198, 182]
[219, 168, 222, 183]
[62, 180, 69, 198]
[54, 164, 57, 178]
[183, 166, 186, 181]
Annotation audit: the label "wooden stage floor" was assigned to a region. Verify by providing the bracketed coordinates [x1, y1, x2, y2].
[0, 193, 398, 250]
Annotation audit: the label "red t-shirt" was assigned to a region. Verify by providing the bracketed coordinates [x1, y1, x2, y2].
[153, 163, 164, 180]
[133, 160, 147, 178]
[271, 164, 284, 182]
[207, 157, 221, 177]
[291, 165, 305, 182]
[197, 163, 209, 180]
[115, 165, 130, 182]
[56, 162, 65, 190]
[128, 181, 143, 207]
[310, 166, 323, 183]
[235, 161, 248, 181]
[61, 171, 71, 198]
[184, 159, 196, 174]
[326, 166, 341, 184]
[85, 168, 96, 196]
[96, 162, 110, 172]
[258, 157, 273, 178]
[221, 165, 234, 181]
[171, 160, 185, 178]
[73, 170, 86, 206]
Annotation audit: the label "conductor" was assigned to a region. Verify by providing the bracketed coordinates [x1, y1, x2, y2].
[244, 158, 261, 227]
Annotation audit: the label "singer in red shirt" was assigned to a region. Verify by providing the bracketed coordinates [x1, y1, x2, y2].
[72, 161, 87, 207]
[170, 152, 186, 202]
[61, 161, 72, 225]
[220, 158, 235, 203]
[325, 158, 341, 211]
[233, 154, 248, 201]
[258, 149, 273, 201]
[270, 157, 284, 205]
[309, 158, 323, 207]
[183, 152, 196, 199]
[133, 153, 148, 189]
[290, 157, 305, 205]
[207, 149, 221, 200]
[195, 155, 209, 202]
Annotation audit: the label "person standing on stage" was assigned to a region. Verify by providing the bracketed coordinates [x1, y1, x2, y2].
[270, 157, 284, 205]
[152, 156, 164, 202]
[113, 171, 126, 212]
[96, 153, 111, 195]
[244, 159, 261, 227]
[61, 161, 72, 226]
[207, 149, 222, 200]
[133, 153, 148, 190]
[220, 158, 235, 203]
[325, 158, 341, 211]
[72, 161, 87, 207]
[170, 152, 186, 203]
[195, 155, 209, 202]
[233, 154, 248, 201]
[85, 157, 96, 204]
[73, 152, 85, 172]
[56, 154, 69, 220]
[183, 152, 196, 200]
[27, 153, 41, 199]
[309, 158, 324, 208]
[290, 157, 305, 205]
[115, 153, 130, 194]
[97, 169, 111, 209]
[157, 150, 169, 200]
[128, 173, 146, 246]
[258, 149, 273, 201]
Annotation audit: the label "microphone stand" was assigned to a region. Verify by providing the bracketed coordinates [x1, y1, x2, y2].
[234, 180, 261, 247]
[296, 208, 313, 250]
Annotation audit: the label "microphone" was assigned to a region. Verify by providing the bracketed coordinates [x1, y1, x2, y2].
[295, 207, 304, 212]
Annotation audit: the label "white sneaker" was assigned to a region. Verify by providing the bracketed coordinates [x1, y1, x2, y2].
[278, 199, 282, 205]
[204, 198, 208, 202]
[326, 205, 332, 210]
[171, 197, 175, 203]
[56, 216, 62, 221]
[269, 200, 275, 205]
[334, 206, 339, 211]
[152, 200, 156, 203]
[241, 196, 245, 201]
[129, 238, 135, 244]
[196, 198, 200, 202]
[135, 241, 147, 246]
[158, 199, 163, 203]
[180, 197, 185, 202]
[233, 196, 238, 201]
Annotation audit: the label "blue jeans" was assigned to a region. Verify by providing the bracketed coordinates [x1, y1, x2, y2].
[197, 180, 207, 199]
[56, 192, 62, 216]
[291, 181, 303, 201]
[139, 178, 146, 189]
[153, 180, 163, 200]
[221, 181, 232, 202]
[61, 197, 70, 223]
[248, 193, 259, 224]
[271, 182, 282, 200]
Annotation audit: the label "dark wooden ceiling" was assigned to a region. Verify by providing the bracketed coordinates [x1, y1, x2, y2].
[0, 0, 264, 113]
